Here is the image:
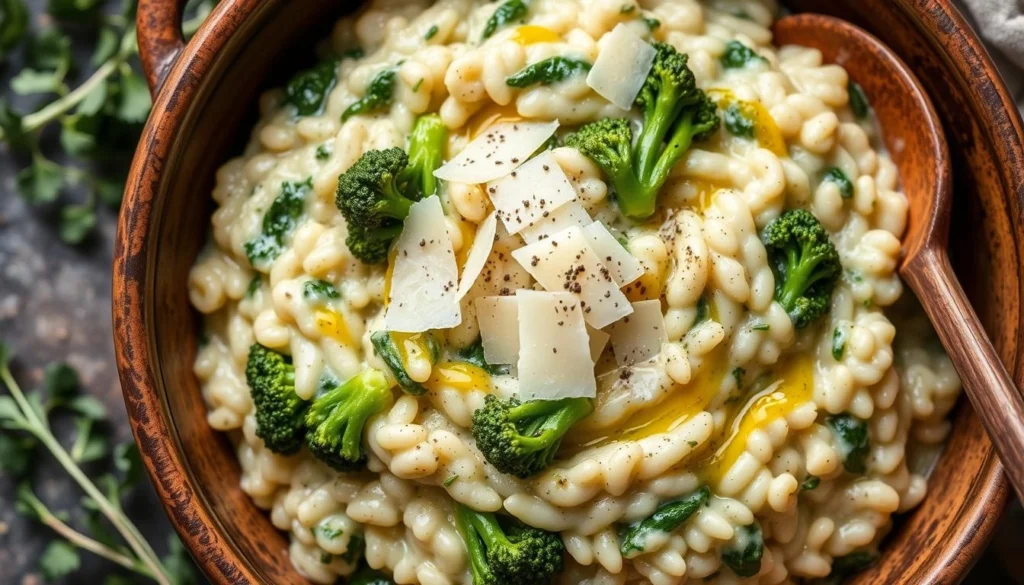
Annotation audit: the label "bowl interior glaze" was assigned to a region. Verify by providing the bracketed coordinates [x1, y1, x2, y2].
[116, 1, 1021, 583]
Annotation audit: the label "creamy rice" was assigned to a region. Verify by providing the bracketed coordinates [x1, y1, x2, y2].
[188, 0, 962, 583]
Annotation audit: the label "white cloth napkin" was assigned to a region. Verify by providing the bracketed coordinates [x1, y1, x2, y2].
[955, 0, 1024, 114]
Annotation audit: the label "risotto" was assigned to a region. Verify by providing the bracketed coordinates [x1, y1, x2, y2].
[187, 0, 962, 583]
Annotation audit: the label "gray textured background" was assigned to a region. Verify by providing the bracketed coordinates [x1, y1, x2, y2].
[0, 1, 1021, 584]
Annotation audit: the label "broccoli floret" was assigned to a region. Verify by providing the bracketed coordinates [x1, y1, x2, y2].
[336, 116, 448, 264]
[566, 43, 719, 220]
[472, 395, 593, 478]
[400, 114, 448, 200]
[245, 344, 309, 455]
[454, 503, 565, 585]
[761, 209, 841, 329]
[304, 369, 393, 471]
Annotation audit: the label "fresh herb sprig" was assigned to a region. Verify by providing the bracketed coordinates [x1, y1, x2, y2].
[0, 0, 215, 244]
[0, 342, 196, 585]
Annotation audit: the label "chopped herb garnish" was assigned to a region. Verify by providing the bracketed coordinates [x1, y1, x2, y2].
[443, 474, 460, 487]
[315, 143, 332, 160]
[411, 78, 424, 93]
[643, 17, 661, 30]
[425, 24, 439, 40]
[751, 323, 770, 331]
[731, 367, 745, 389]
[620, 4, 636, 13]
[693, 296, 710, 326]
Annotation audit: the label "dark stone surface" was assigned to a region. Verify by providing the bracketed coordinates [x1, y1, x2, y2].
[0, 1, 1019, 585]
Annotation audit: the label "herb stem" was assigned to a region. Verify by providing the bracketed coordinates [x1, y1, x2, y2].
[23, 489, 152, 577]
[0, 366, 172, 585]
[20, 57, 121, 134]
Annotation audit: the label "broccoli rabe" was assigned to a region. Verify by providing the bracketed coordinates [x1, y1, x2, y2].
[454, 503, 565, 585]
[720, 40, 765, 69]
[285, 60, 338, 116]
[761, 209, 841, 329]
[823, 167, 854, 199]
[342, 67, 397, 122]
[619, 486, 709, 557]
[825, 413, 869, 474]
[472, 395, 593, 478]
[304, 369, 393, 471]
[505, 57, 591, 88]
[245, 178, 313, 265]
[566, 42, 719, 219]
[371, 330, 440, 395]
[482, 0, 529, 40]
[245, 344, 309, 455]
[335, 115, 449, 263]
[349, 564, 395, 585]
[721, 522, 764, 578]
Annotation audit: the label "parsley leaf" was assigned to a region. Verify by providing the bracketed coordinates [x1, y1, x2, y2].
[40, 540, 81, 580]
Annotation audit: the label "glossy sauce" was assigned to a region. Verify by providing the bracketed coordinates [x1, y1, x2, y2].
[425, 362, 493, 392]
[509, 25, 561, 45]
[314, 308, 354, 346]
[708, 89, 786, 156]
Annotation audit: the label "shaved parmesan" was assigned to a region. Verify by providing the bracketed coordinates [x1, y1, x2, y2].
[434, 121, 559, 184]
[516, 290, 596, 400]
[519, 199, 592, 243]
[597, 364, 664, 401]
[475, 296, 520, 365]
[587, 326, 610, 363]
[486, 151, 578, 234]
[609, 300, 668, 365]
[466, 221, 533, 298]
[586, 23, 656, 110]
[511, 226, 633, 329]
[384, 197, 462, 332]
[457, 212, 498, 299]
[582, 222, 644, 286]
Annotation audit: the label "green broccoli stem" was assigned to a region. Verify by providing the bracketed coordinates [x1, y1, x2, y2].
[378, 182, 416, 219]
[777, 245, 830, 310]
[404, 114, 448, 199]
[611, 166, 658, 220]
[647, 109, 701, 190]
[510, 397, 593, 452]
[454, 504, 494, 582]
[634, 87, 688, 182]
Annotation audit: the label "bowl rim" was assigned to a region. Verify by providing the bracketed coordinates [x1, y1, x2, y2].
[113, 1, 1019, 583]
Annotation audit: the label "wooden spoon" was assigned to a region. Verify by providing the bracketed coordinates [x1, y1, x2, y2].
[773, 14, 1024, 502]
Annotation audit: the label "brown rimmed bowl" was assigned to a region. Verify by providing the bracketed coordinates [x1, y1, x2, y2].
[114, 0, 1024, 583]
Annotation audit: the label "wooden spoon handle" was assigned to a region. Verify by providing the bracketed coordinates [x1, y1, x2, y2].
[904, 249, 1024, 502]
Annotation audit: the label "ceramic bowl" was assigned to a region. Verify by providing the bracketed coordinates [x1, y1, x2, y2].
[114, 0, 1024, 583]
